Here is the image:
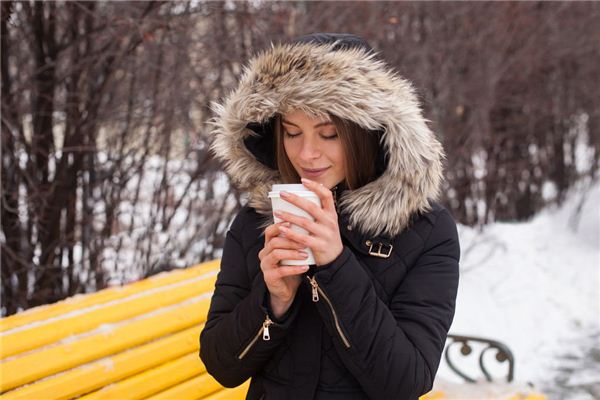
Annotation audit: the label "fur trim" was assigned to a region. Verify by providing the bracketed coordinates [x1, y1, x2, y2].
[209, 41, 445, 237]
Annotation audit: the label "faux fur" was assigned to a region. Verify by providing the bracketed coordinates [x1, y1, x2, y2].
[208, 41, 445, 237]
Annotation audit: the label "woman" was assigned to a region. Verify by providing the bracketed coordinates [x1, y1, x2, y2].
[201, 33, 460, 400]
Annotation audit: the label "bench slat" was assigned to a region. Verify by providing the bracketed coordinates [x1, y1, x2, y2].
[0, 297, 211, 392]
[144, 373, 225, 400]
[1, 271, 217, 359]
[0, 261, 218, 333]
[0, 325, 203, 399]
[79, 353, 204, 399]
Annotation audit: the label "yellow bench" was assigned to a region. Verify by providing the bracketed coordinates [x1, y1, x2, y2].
[0, 260, 544, 399]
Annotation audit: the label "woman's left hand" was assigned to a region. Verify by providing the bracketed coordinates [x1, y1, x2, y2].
[274, 178, 344, 267]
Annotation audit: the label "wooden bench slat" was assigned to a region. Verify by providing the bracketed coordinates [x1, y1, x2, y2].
[79, 353, 205, 400]
[0, 296, 211, 392]
[144, 373, 225, 400]
[1, 271, 217, 359]
[420, 391, 446, 399]
[0, 325, 203, 399]
[0, 261, 219, 333]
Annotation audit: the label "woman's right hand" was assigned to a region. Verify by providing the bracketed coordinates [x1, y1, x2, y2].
[258, 222, 310, 319]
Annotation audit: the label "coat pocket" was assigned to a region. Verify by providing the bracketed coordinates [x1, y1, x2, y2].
[318, 333, 362, 391]
[262, 342, 291, 384]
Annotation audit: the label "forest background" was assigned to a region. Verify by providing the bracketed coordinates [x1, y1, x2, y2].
[1, 1, 598, 323]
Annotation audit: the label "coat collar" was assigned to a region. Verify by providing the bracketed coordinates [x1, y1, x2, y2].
[209, 39, 445, 237]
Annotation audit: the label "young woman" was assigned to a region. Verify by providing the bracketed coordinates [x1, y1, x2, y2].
[201, 33, 460, 400]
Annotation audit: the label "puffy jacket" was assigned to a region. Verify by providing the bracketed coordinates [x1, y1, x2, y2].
[200, 33, 460, 400]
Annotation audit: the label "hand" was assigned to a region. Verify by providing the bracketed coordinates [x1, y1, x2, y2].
[273, 178, 344, 267]
[258, 221, 310, 318]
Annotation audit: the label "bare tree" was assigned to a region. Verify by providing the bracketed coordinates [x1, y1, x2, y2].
[1, 1, 243, 315]
[2, 1, 598, 316]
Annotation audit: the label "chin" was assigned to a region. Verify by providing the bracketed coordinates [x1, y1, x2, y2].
[320, 179, 337, 190]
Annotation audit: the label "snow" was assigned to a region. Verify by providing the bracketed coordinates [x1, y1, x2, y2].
[98, 358, 115, 373]
[436, 176, 600, 398]
[93, 154, 240, 286]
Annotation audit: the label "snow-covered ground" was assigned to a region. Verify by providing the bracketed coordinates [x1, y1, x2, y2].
[436, 176, 600, 399]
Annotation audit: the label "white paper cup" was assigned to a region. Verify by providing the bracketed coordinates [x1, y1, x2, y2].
[268, 184, 322, 265]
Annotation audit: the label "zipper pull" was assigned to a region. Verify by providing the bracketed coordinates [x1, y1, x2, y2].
[307, 276, 319, 302]
[263, 316, 273, 341]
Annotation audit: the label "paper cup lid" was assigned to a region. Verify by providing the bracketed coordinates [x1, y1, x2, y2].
[268, 183, 317, 198]
[272, 184, 306, 191]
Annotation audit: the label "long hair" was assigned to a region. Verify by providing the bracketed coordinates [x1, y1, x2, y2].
[274, 113, 380, 190]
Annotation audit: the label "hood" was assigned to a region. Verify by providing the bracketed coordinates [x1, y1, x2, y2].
[209, 33, 445, 237]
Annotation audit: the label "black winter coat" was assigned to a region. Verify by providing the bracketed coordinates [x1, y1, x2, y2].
[200, 197, 459, 399]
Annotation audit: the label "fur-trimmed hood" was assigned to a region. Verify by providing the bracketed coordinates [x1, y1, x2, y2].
[209, 33, 445, 237]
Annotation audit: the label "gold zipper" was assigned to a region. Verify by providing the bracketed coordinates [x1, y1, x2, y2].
[306, 276, 351, 348]
[237, 315, 274, 360]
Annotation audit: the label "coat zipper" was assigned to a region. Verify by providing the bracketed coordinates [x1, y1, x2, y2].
[237, 315, 274, 360]
[306, 276, 351, 349]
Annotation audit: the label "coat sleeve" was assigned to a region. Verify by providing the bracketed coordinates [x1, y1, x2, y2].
[310, 208, 460, 399]
[199, 210, 301, 388]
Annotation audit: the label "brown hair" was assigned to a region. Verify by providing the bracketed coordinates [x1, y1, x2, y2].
[274, 113, 381, 190]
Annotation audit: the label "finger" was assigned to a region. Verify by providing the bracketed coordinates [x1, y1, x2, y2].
[270, 236, 307, 250]
[264, 223, 280, 243]
[273, 248, 310, 262]
[278, 225, 318, 249]
[301, 177, 336, 212]
[273, 210, 319, 236]
[275, 265, 310, 278]
[265, 225, 298, 258]
[264, 221, 291, 243]
[263, 248, 309, 269]
[280, 190, 326, 222]
[260, 249, 308, 274]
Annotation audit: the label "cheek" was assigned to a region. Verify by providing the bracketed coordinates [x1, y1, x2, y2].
[329, 144, 345, 166]
[283, 140, 297, 162]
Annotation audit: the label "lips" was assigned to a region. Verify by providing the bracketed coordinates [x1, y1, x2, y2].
[302, 167, 329, 172]
[302, 167, 330, 178]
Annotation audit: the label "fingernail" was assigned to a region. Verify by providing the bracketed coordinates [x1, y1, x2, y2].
[301, 178, 311, 184]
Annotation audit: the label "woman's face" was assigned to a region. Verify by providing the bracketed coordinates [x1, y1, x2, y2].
[282, 110, 346, 189]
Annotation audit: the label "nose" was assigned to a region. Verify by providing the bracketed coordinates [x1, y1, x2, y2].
[299, 137, 321, 160]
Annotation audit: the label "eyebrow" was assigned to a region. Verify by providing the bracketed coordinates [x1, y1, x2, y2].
[282, 119, 334, 129]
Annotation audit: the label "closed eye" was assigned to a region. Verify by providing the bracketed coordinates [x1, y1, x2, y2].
[284, 131, 301, 138]
[283, 131, 338, 140]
